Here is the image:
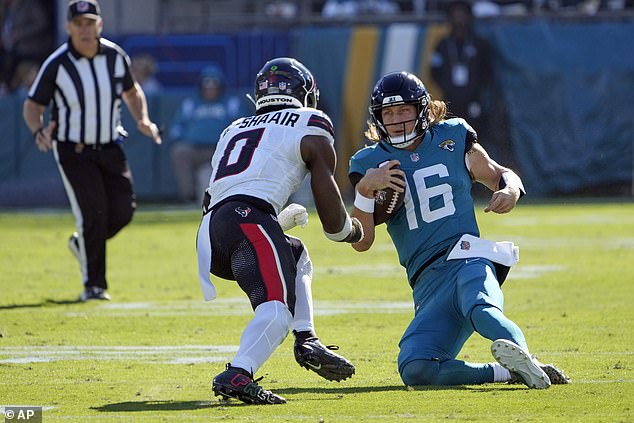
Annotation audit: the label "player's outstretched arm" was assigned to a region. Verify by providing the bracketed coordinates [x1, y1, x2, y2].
[468, 143, 525, 214]
[301, 135, 363, 243]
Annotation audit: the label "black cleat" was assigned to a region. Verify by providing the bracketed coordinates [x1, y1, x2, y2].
[504, 353, 570, 385]
[537, 363, 570, 385]
[212, 364, 286, 405]
[79, 286, 111, 302]
[293, 332, 355, 382]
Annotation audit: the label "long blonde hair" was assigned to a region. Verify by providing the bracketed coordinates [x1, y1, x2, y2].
[364, 98, 448, 143]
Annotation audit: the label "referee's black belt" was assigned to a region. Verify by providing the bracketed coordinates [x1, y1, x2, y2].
[409, 247, 450, 288]
[58, 141, 117, 151]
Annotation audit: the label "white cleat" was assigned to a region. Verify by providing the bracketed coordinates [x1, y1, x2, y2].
[491, 339, 551, 389]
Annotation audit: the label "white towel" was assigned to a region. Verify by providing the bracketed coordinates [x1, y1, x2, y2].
[196, 211, 217, 301]
[447, 234, 519, 267]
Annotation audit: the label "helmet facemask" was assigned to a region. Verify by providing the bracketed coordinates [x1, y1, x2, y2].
[368, 72, 431, 149]
[370, 95, 430, 149]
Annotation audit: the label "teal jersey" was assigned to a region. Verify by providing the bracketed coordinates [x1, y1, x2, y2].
[349, 118, 480, 283]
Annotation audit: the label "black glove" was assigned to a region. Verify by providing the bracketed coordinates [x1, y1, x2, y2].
[342, 217, 364, 243]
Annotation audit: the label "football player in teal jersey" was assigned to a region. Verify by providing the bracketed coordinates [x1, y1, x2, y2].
[348, 71, 569, 388]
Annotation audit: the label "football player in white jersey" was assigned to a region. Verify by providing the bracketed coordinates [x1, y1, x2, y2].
[196, 57, 363, 405]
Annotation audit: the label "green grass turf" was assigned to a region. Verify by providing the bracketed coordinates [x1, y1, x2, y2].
[1, 200, 633, 421]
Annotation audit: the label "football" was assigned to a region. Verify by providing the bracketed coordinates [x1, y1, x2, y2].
[373, 163, 405, 225]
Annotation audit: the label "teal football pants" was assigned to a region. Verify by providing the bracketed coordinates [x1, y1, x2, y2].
[398, 258, 527, 386]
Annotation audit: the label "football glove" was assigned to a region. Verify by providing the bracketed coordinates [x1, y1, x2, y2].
[278, 203, 308, 231]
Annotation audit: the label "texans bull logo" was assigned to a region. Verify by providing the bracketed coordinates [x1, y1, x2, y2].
[235, 207, 251, 217]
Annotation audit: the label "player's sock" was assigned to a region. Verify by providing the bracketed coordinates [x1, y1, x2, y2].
[491, 362, 512, 382]
[470, 305, 528, 350]
[290, 249, 315, 334]
[231, 300, 292, 373]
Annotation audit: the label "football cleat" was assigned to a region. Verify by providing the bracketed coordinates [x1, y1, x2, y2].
[212, 364, 286, 405]
[508, 362, 570, 385]
[536, 362, 570, 385]
[491, 339, 550, 389]
[79, 286, 111, 302]
[294, 333, 355, 382]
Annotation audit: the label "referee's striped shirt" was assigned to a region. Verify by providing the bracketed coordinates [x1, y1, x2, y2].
[28, 37, 135, 145]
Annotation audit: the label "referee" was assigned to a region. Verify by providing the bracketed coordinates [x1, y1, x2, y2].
[23, 0, 162, 301]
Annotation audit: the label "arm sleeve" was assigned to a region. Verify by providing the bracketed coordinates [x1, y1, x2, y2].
[28, 61, 57, 106]
[465, 124, 478, 154]
[349, 172, 363, 188]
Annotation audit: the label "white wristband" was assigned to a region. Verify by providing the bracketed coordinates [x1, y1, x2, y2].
[354, 190, 375, 214]
[324, 215, 353, 242]
[502, 171, 526, 196]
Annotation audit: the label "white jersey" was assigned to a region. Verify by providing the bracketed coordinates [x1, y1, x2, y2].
[206, 107, 335, 214]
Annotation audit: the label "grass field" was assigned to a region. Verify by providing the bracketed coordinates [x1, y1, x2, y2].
[1, 200, 633, 422]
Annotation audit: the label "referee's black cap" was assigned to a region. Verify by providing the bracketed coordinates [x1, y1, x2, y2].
[68, 0, 101, 21]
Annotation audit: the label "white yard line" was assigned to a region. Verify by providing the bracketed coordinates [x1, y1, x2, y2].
[501, 214, 634, 226]
[0, 345, 237, 364]
[316, 263, 405, 276]
[0, 344, 631, 365]
[65, 298, 415, 318]
[59, 263, 561, 319]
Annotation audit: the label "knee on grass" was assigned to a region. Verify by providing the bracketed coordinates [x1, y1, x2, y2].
[400, 359, 441, 386]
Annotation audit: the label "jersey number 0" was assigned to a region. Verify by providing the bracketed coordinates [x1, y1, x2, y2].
[214, 128, 265, 181]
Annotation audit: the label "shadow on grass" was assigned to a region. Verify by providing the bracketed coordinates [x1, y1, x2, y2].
[276, 385, 408, 395]
[0, 298, 83, 309]
[275, 384, 520, 395]
[402, 385, 526, 392]
[92, 400, 243, 412]
[92, 385, 522, 412]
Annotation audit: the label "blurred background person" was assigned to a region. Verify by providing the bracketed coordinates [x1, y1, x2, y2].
[472, 0, 531, 16]
[9, 60, 39, 98]
[322, 0, 360, 16]
[430, 0, 515, 174]
[431, 0, 492, 137]
[322, 0, 399, 17]
[0, 0, 54, 94]
[264, 0, 298, 18]
[130, 54, 162, 97]
[169, 65, 246, 204]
